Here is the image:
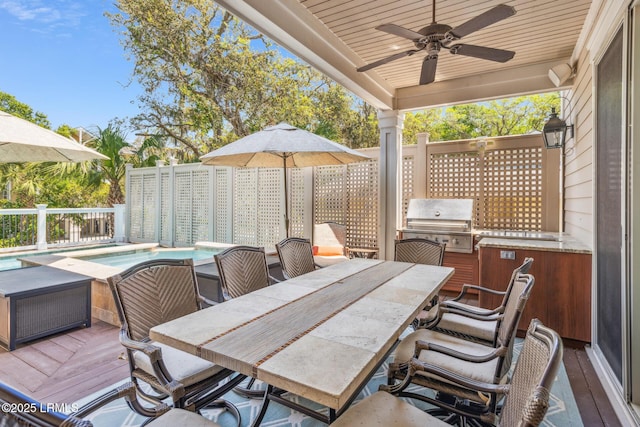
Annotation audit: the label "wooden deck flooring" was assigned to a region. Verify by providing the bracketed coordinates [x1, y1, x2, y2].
[0, 317, 623, 426]
[0, 320, 128, 404]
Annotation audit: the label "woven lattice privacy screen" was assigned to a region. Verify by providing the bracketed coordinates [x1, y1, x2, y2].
[483, 147, 543, 230]
[126, 135, 552, 247]
[426, 137, 547, 231]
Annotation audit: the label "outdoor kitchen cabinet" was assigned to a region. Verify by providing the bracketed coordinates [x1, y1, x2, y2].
[477, 242, 591, 342]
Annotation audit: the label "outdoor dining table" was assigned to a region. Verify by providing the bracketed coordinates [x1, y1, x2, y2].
[150, 258, 454, 425]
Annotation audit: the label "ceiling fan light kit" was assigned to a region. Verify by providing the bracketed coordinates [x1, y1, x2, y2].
[357, 1, 517, 85]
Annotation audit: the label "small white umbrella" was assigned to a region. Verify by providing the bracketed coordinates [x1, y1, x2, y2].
[200, 122, 370, 236]
[0, 111, 108, 163]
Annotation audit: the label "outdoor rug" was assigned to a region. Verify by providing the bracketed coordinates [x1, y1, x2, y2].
[80, 337, 582, 426]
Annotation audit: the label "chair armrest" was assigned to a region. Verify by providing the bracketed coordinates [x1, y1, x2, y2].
[197, 294, 218, 307]
[119, 328, 162, 361]
[439, 305, 502, 322]
[74, 382, 171, 419]
[414, 339, 507, 363]
[408, 358, 509, 395]
[448, 284, 506, 302]
[269, 274, 282, 284]
[440, 300, 503, 316]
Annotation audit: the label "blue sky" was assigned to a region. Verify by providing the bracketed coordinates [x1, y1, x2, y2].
[0, 0, 141, 131]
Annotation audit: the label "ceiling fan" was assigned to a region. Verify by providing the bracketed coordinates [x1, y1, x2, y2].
[356, 1, 517, 85]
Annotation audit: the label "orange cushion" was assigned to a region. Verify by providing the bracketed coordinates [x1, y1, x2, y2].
[313, 245, 344, 256]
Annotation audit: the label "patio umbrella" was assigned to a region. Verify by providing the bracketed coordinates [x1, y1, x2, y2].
[200, 122, 369, 237]
[0, 110, 108, 163]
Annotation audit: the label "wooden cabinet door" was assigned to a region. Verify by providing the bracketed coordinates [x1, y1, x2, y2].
[442, 251, 479, 294]
[478, 247, 591, 342]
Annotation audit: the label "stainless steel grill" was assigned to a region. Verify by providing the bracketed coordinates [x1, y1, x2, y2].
[401, 199, 475, 253]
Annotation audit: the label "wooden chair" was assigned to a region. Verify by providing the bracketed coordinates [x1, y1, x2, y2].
[427, 257, 534, 345]
[0, 380, 223, 427]
[107, 259, 243, 421]
[387, 272, 536, 423]
[312, 222, 350, 267]
[276, 237, 317, 279]
[333, 319, 563, 427]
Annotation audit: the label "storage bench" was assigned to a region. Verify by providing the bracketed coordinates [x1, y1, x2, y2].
[0, 266, 92, 350]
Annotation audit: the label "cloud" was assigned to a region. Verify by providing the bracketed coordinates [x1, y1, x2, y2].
[0, 0, 86, 27]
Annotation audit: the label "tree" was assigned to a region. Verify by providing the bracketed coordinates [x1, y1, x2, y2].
[107, 0, 379, 156]
[402, 93, 561, 143]
[0, 92, 50, 128]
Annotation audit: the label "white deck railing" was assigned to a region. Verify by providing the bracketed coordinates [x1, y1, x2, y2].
[0, 204, 126, 253]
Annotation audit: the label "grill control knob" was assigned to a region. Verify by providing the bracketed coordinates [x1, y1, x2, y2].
[452, 238, 459, 245]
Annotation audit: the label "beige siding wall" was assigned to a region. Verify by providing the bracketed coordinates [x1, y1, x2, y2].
[564, 41, 594, 248]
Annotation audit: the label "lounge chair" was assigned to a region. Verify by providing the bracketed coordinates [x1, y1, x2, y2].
[312, 222, 350, 267]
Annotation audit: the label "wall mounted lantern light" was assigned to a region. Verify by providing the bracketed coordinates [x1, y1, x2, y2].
[542, 107, 573, 149]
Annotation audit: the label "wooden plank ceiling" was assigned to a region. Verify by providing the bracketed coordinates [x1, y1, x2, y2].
[216, 0, 592, 110]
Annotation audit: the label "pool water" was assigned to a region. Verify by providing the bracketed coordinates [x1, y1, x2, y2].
[0, 246, 118, 272]
[77, 248, 222, 269]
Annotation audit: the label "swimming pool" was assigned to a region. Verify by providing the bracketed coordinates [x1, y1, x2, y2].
[0, 245, 118, 272]
[75, 247, 223, 269]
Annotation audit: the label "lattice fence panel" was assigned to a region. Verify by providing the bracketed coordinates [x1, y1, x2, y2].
[214, 168, 232, 243]
[191, 170, 211, 243]
[128, 174, 143, 240]
[289, 168, 305, 238]
[428, 151, 481, 228]
[347, 160, 378, 249]
[257, 168, 283, 246]
[160, 172, 170, 243]
[402, 154, 414, 227]
[173, 172, 192, 245]
[234, 169, 258, 245]
[483, 147, 543, 230]
[142, 174, 157, 240]
[314, 165, 347, 226]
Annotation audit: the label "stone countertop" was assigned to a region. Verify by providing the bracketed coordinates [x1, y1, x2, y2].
[475, 232, 591, 254]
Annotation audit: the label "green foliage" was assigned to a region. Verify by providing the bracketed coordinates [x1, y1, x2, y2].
[0, 91, 50, 128]
[402, 93, 561, 143]
[107, 0, 379, 154]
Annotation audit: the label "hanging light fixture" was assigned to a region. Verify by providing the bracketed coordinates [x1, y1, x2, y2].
[542, 107, 572, 149]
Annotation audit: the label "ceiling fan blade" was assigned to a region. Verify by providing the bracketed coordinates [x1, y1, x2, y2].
[375, 23, 425, 40]
[449, 44, 515, 62]
[357, 49, 419, 72]
[446, 4, 516, 40]
[419, 56, 438, 85]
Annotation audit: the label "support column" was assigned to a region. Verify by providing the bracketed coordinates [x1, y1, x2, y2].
[377, 110, 404, 260]
[414, 132, 429, 199]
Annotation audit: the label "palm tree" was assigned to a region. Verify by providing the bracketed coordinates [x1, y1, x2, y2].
[91, 124, 132, 206]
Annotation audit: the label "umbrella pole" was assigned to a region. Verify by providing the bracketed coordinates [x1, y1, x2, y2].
[283, 155, 289, 238]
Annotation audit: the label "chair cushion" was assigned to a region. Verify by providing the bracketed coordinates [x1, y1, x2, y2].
[442, 300, 495, 316]
[436, 312, 497, 342]
[312, 245, 344, 256]
[313, 255, 350, 267]
[331, 391, 450, 427]
[393, 329, 500, 384]
[147, 408, 221, 427]
[133, 341, 225, 387]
